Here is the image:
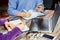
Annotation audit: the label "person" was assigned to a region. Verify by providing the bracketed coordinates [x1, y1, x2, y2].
[7, 0, 44, 31]
[0, 0, 44, 40]
[0, 18, 23, 40]
[8, 0, 43, 17]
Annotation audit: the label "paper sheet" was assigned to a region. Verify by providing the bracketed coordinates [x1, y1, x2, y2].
[23, 10, 45, 20]
[9, 19, 29, 32]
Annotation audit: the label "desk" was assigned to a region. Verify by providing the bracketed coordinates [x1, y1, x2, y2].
[15, 10, 60, 40]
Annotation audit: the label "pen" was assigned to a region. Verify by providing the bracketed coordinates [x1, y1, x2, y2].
[23, 9, 27, 12]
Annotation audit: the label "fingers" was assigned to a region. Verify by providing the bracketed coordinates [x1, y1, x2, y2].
[5, 22, 15, 31]
[5, 22, 12, 31]
[8, 23, 15, 29]
[5, 21, 29, 31]
[44, 10, 54, 19]
[35, 5, 43, 12]
[24, 12, 31, 18]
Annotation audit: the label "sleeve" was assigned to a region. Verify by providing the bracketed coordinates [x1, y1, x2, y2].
[8, 0, 19, 16]
[4, 27, 22, 40]
[0, 33, 3, 40]
[0, 18, 6, 26]
[37, 0, 43, 6]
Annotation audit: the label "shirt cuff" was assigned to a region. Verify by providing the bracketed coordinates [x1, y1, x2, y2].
[0, 18, 7, 26]
[12, 10, 19, 16]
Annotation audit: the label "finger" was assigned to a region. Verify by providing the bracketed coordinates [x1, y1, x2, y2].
[9, 23, 15, 29]
[5, 22, 12, 31]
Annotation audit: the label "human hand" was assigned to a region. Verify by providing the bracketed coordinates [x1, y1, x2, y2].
[5, 21, 15, 31]
[35, 5, 43, 12]
[5, 21, 29, 31]
[5, 21, 25, 31]
[23, 12, 31, 18]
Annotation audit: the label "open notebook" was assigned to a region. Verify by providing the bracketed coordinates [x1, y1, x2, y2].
[23, 10, 45, 20]
[9, 19, 29, 32]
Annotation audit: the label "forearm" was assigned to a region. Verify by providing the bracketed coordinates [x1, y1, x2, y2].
[35, 4, 44, 12]
[4, 27, 22, 40]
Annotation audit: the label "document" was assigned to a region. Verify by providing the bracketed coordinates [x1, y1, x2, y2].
[9, 19, 29, 32]
[23, 10, 45, 20]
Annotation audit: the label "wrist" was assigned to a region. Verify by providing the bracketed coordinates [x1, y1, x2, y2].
[22, 13, 26, 17]
[16, 12, 25, 17]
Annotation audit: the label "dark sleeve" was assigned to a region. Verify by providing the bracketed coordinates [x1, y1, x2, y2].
[0, 18, 6, 26]
[0, 33, 4, 40]
[4, 27, 22, 40]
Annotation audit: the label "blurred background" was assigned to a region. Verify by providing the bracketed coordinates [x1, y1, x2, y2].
[0, 0, 8, 18]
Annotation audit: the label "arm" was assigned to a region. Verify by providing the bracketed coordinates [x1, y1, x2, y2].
[8, 0, 31, 17]
[4, 22, 28, 40]
[4, 27, 22, 40]
[8, 0, 25, 17]
[0, 27, 22, 40]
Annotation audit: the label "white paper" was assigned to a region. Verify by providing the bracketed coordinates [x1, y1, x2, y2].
[9, 19, 29, 32]
[23, 10, 45, 20]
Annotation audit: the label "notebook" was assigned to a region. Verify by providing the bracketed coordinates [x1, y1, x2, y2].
[9, 19, 29, 32]
[23, 10, 45, 20]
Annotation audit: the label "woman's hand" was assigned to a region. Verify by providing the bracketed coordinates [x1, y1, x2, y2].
[16, 12, 31, 18]
[5, 21, 15, 31]
[5, 21, 29, 31]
